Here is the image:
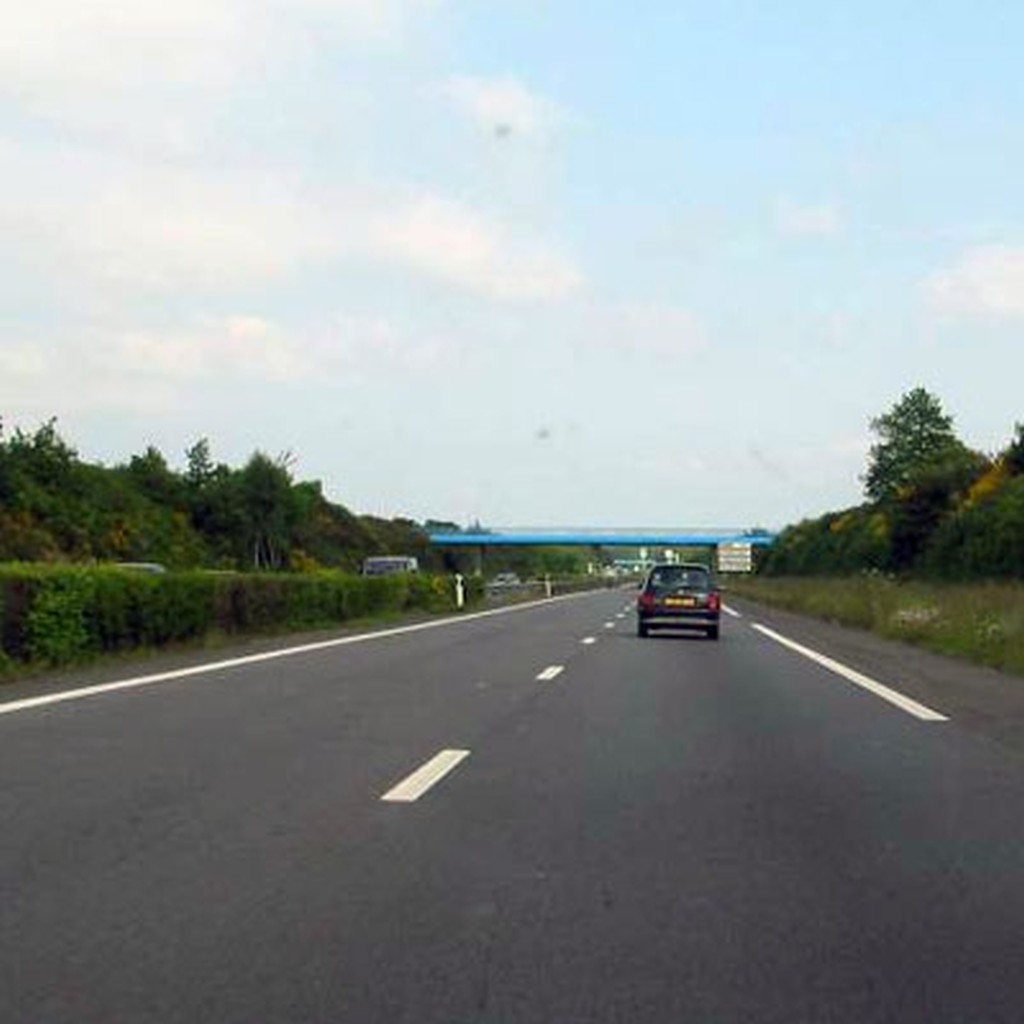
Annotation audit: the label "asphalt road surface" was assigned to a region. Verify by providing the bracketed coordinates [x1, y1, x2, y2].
[4, 589, 1024, 1023]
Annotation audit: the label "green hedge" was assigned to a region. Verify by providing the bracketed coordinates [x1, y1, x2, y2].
[0, 565, 480, 671]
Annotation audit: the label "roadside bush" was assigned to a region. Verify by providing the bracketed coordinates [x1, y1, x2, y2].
[23, 569, 94, 665]
[0, 565, 477, 672]
[761, 507, 891, 577]
[924, 476, 1024, 580]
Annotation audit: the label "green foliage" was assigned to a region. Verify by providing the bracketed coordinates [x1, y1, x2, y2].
[185, 437, 215, 490]
[924, 476, 1024, 580]
[864, 387, 963, 503]
[1005, 423, 1024, 475]
[760, 506, 891, 576]
[763, 395, 1018, 581]
[23, 569, 93, 665]
[0, 565, 477, 671]
[237, 452, 297, 570]
[888, 448, 989, 570]
[0, 419, 443, 574]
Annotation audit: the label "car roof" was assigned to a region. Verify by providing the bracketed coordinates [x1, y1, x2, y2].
[648, 562, 710, 571]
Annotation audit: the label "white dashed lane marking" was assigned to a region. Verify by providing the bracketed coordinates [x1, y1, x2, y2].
[381, 749, 471, 803]
[536, 665, 565, 682]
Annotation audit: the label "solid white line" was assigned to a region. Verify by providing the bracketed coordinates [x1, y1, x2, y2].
[581, 637, 597, 645]
[536, 665, 565, 681]
[751, 623, 948, 722]
[722, 605, 742, 619]
[0, 590, 601, 718]
[381, 749, 470, 803]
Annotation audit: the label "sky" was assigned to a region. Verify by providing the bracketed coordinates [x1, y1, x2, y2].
[3, 0, 1023, 529]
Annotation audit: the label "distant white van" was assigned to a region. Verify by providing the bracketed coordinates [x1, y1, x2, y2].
[361, 556, 419, 576]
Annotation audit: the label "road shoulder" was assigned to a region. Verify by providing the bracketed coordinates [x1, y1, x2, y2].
[730, 596, 1024, 758]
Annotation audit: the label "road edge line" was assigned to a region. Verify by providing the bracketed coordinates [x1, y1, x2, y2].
[751, 622, 948, 722]
[0, 590, 610, 718]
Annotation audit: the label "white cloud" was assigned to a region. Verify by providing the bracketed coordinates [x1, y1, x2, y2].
[79, 183, 336, 292]
[924, 245, 1024, 319]
[577, 303, 708, 359]
[442, 75, 566, 137]
[102, 316, 311, 382]
[0, 0, 436, 151]
[0, 2, 237, 97]
[2, 5, 581, 307]
[775, 199, 842, 238]
[371, 195, 583, 300]
[3, 140, 580, 303]
[0, 152, 338, 293]
[0, 0, 431, 94]
[0, 308, 476, 426]
[2, 315, 313, 420]
[0, 344, 50, 388]
[327, 314, 456, 373]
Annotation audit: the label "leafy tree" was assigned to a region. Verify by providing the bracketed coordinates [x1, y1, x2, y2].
[759, 508, 890, 576]
[0, 418, 10, 504]
[0, 419, 512, 573]
[424, 519, 461, 534]
[864, 388, 962, 503]
[925, 475, 1024, 579]
[3, 418, 77, 500]
[125, 446, 186, 507]
[185, 437, 216, 490]
[1005, 422, 1024, 476]
[238, 452, 297, 569]
[888, 448, 989, 570]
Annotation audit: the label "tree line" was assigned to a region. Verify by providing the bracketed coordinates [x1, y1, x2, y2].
[0, 420, 454, 572]
[762, 388, 1024, 579]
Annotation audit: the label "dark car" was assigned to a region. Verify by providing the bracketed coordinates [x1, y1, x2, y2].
[636, 562, 721, 640]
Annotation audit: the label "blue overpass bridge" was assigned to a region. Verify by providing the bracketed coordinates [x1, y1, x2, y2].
[428, 529, 776, 548]
[428, 529, 775, 575]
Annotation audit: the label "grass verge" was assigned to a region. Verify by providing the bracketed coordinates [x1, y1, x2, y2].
[726, 575, 1024, 678]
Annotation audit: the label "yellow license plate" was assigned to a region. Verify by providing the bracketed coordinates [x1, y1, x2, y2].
[665, 597, 695, 607]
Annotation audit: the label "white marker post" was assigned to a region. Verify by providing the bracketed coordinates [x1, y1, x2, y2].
[544, 574, 553, 598]
[454, 573, 465, 609]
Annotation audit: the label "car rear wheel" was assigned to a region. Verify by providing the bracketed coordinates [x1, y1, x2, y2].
[706, 625, 719, 641]
[637, 619, 649, 638]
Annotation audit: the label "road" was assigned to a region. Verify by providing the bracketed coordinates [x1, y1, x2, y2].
[3, 589, 1024, 1022]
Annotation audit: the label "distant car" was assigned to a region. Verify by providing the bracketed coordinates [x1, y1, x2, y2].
[114, 562, 167, 574]
[361, 556, 419, 576]
[636, 562, 721, 640]
[489, 572, 521, 588]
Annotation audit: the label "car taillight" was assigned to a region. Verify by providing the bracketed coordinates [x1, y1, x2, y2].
[638, 592, 656, 611]
[707, 591, 721, 611]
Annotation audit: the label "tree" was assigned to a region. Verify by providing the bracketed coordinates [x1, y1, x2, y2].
[864, 388, 962, 503]
[185, 437, 215, 490]
[238, 452, 297, 570]
[125, 446, 185, 507]
[1005, 422, 1024, 476]
[888, 448, 989, 569]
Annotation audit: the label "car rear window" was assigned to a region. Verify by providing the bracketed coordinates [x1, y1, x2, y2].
[649, 566, 710, 591]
